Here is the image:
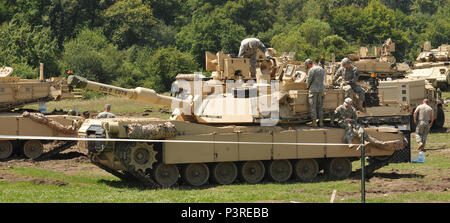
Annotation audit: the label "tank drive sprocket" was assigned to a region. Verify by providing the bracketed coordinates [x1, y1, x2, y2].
[116, 142, 158, 188]
[128, 142, 158, 172]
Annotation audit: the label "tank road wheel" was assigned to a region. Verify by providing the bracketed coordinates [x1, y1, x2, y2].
[325, 158, 352, 180]
[241, 161, 265, 184]
[0, 141, 13, 160]
[294, 159, 319, 182]
[23, 140, 43, 159]
[212, 162, 238, 185]
[153, 163, 179, 188]
[268, 160, 292, 183]
[129, 143, 158, 172]
[183, 163, 210, 187]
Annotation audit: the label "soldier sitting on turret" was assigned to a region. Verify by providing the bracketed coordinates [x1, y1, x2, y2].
[333, 58, 365, 111]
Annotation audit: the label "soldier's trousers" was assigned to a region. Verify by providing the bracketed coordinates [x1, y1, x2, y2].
[250, 55, 257, 78]
[339, 122, 363, 144]
[415, 121, 430, 147]
[344, 83, 365, 101]
[308, 91, 324, 120]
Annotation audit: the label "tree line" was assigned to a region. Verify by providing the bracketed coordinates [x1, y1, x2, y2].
[0, 0, 448, 92]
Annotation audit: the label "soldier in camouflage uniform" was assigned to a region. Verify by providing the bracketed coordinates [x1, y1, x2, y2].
[305, 59, 325, 127]
[333, 58, 365, 110]
[238, 38, 272, 78]
[96, 104, 116, 119]
[330, 98, 364, 144]
[413, 99, 434, 151]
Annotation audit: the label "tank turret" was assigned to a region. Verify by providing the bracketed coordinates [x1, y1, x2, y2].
[345, 39, 411, 80]
[408, 42, 450, 91]
[0, 66, 78, 112]
[67, 72, 345, 125]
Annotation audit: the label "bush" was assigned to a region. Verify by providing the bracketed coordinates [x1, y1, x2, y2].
[143, 47, 199, 93]
[59, 28, 125, 83]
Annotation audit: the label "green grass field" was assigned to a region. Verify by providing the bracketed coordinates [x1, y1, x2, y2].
[2, 93, 448, 203]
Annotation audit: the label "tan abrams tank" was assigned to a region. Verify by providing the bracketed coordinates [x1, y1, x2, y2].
[0, 66, 82, 160]
[408, 43, 450, 91]
[68, 75, 407, 188]
[347, 39, 410, 79]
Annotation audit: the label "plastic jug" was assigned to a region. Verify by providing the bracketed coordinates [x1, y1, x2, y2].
[417, 151, 425, 163]
[413, 151, 425, 163]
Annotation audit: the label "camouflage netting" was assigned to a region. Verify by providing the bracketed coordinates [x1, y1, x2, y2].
[127, 122, 177, 139]
[351, 130, 407, 151]
[366, 135, 406, 151]
[22, 112, 78, 135]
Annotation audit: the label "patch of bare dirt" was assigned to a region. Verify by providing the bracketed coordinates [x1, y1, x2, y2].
[0, 171, 68, 186]
[0, 145, 108, 176]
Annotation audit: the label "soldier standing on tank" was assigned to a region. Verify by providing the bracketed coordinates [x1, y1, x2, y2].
[305, 59, 325, 127]
[96, 104, 116, 119]
[238, 38, 272, 78]
[330, 98, 364, 145]
[333, 58, 365, 111]
[413, 99, 434, 151]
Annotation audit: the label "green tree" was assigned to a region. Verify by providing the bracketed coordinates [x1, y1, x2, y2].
[318, 35, 349, 60]
[425, 5, 450, 48]
[270, 29, 320, 60]
[176, 3, 246, 67]
[103, 0, 156, 49]
[59, 28, 125, 83]
[219, 0, 276, 35]
[328, 6, 364, 43]
[0, 16, 59, 78]
[410, 0, 446, 15]
[299, 18, 332, 46]
[143, 47, 199, 92]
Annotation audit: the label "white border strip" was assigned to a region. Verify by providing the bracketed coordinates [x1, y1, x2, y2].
[0, 135, 359, 146]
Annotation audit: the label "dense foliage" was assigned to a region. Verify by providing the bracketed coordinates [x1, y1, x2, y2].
[0, 0, 448, 92]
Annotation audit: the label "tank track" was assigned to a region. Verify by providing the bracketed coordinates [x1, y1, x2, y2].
[88, 153, 134, 181]
[353, 151, 399, 177]
[88, 144, 400, 188]
[36, 141, 77, 161]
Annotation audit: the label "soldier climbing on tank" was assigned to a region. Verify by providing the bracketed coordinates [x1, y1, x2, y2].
[413, 99, 434, 152]
[238, 38, 272, 78]
[333, 57, 366, 112]
[382, 38, 393, 56]
[305, 59, 325, 127]
[330, 98, 364, 146]
[96, 104, 116, 119]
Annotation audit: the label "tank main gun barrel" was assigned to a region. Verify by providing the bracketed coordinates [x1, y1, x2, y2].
[67, 75, 185, 108]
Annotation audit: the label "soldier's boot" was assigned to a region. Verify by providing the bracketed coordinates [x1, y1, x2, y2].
[311, 119, 318, 127]
[417, 142, 424, 151]
[358, 100, 365, 112]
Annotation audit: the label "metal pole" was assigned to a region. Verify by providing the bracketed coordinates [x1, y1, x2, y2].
[361, 133, 366, 203]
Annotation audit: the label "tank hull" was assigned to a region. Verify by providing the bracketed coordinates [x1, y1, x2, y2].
[0, 113, 82, 160]
[80, 118, 406, 187]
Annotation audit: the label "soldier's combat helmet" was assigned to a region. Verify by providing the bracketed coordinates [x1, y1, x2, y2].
[304, 59, 313, 67]
[341, 58, 352, 66]
[344, 97, 353, 106]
